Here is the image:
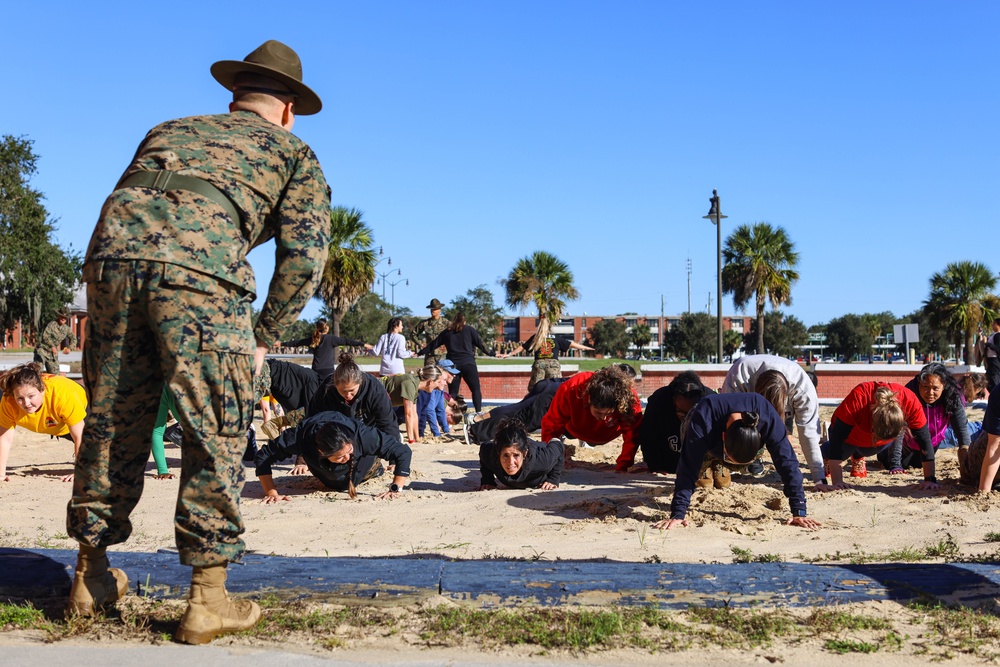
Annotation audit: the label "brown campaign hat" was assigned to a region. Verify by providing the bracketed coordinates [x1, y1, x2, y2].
[427, 298, 445, 310]
[211, 40, 322, 115]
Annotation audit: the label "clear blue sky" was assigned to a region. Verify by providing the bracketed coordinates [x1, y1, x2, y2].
[4, 1, 997, 328]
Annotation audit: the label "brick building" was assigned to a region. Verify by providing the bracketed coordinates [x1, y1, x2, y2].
[500, 313, 753, 358]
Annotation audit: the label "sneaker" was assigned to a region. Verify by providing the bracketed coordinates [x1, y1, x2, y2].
[463, 422, 471, 446]
[745, 458, 765, 478]
[463, 412, 478, 427]
[242, 426, 258, 463]
[850, 456, 868, 478]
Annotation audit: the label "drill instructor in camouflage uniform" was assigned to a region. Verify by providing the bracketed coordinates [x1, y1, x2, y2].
[66, 40, 331, 645]
[34, 307, 76, 373]
[413, 298, 451, 365]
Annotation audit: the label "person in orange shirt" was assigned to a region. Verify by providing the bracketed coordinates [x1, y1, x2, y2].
[0, 362, 87, 483]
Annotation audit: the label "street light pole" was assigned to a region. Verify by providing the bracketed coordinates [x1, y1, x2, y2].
[387, 277, 408, 311]
[703, 189, 727, 363]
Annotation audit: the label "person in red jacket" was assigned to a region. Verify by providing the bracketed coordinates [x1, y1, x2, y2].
[541, 365, 642, 472]
[820, 381, 936, 491]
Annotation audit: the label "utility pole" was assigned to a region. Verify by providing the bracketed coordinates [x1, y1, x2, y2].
[686, 258, 692, 313]
[659, 294, 665, 361]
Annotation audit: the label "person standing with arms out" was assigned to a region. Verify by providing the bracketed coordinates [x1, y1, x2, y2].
[276, 319, 372, 381]
[413, 298, 451, 366]
[34, 307, 76, 374]
[977, 318, 1000, 392]
[372, 317, 413, 376]
[415, 312, 497, 414]
[65, 40, 331, 645]
[501, 325, 594, 392]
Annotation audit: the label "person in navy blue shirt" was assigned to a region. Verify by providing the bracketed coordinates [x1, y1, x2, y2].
[653, 393, 820, 531]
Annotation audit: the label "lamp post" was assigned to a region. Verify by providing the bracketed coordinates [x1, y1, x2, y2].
[703, 189, 727, 363]
[374, 263, 398, 301]
[386, 276, 409, 311]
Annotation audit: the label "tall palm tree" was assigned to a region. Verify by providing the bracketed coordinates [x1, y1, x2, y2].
[501, 251, 579, 350]
[924, 261, 998, 363]
[318, 206, 377, 337]
[721, 222, 800, 356]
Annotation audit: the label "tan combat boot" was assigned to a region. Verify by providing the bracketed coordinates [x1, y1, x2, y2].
[175, 564, 261, 645]
[66, 544, 129, 616]
[712, 462, 731, 490]
[695, 464, 714, 488]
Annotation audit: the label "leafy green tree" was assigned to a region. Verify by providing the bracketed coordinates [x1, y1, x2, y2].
[337, 292, 412, 345]
[281, 318, 317, 344]
[900, 308, 949, 360]
[629, 323, 652, 359]
[824, 314, 869, 360]
[0, 135, 81, 339]
[589, 318, 629, 357]
[501, 250, 579, 354]
[723, 328, 743, 358]
[318, 206, 377, 337]
[667, 312, 716, 362]
[924, 261, 999, 364]
[721, 222, 800, 356]
[743, 311, 807, 357]
[446, 284, 504, 348]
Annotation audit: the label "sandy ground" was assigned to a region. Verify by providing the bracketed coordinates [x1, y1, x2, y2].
[3, 406, 999, 664]
[1, 406, 994, 565]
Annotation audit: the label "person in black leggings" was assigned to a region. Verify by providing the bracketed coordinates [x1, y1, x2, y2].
[415, 312, 496, 413]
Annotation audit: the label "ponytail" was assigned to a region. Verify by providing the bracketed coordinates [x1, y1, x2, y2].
[870, 386, 905, 441]
[723, 411, 762, 464]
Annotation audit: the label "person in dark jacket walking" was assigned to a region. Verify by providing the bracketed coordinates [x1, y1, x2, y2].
[479, 419, 564, 490]
[256, 411, 411, 501]
[415, 312, 496, 413]
[277, 319, 373, 380]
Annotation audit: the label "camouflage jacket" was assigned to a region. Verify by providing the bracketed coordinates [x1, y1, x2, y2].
[38, 321, 76, 351]
[84, 110, 331, 346]
[413, 316, 451, 357]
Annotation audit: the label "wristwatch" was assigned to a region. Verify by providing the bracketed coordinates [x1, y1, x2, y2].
[389, 483, 401, 493]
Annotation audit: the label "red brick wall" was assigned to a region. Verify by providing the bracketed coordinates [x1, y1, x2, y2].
[357, 363, 976, 403]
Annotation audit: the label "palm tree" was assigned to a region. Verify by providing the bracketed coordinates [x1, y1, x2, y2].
[924, 261, 998, 363]
[501, 251, 580, 350]
[318, 206, 377, 337]
[721, 222, 800, 356]
[630, 323, 652, 359]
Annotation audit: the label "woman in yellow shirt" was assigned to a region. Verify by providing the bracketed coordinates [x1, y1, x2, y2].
[0, 362, 87, 482]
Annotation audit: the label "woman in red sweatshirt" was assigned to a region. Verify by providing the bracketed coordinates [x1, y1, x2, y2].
[541, 365, 643, 472]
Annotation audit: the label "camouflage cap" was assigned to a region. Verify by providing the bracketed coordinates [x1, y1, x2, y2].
[211, 40, 322, 115]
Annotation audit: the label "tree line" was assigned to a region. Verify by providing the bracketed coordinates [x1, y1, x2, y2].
[4, 135, 997, 363]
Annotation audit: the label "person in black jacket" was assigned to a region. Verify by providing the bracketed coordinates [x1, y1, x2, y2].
[415, 312, 496, 413]
[308, 353, 397, 437]
[479, 419, 564, 490]
[467, 377, 565, 445]
[256, 411, 412, 501]
[277, 319, 373, 380]
[636, 371, 714, 474]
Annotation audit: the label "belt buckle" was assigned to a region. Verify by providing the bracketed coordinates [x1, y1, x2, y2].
[151, 170, 173, 191]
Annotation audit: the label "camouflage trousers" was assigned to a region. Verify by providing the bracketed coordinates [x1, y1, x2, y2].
[527, 358, 562, 392]
[33, 348, 60, 374]
[67, 260, 254, 566]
